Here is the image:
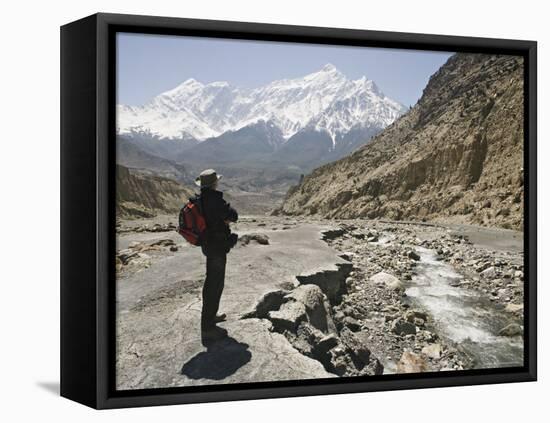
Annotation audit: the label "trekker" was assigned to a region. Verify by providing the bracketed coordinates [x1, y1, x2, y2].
[195, 169, 238, 345]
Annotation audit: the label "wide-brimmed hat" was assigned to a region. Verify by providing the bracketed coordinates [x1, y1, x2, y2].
[195, 169, 222, 188]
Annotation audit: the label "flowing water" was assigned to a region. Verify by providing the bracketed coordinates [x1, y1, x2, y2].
[406, 246, 523, 369]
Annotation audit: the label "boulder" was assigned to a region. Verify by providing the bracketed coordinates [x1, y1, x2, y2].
[241, 289, 289, 319]
[370, 272, 404, 292]
[480, 266, 496, 278]
[339, 252, 354, 262]
[342, 316, 362, 332]
[339, 328, 372, 367]
[421, 343, 442, 359]
[285, 284, 337, 334]
[504, 303, 524, 314]
[351, 231, 365, 240]
[498, 323, 523, 337]
[391, 318, 417, 336]
[397, 351, 428, 373]
[268, 301, 307, 332]
[239, 233, 270, 246]
[407, 250, 421, 261]
[117, 249, 138, 265]
[404, 309, 428, 323]
[150, 238, 176, 247]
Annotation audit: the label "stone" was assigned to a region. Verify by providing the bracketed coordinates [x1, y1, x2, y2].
[407, 250, 421, 261]
[504, 303, 524, 314]
[115, 256, 123, 272]
[242, 289, 289, 319]
[239, 233, 270, 246]
[339, 252, 354, 262]
[340, 328, 371, 364]
[480, 266, 496, 278]
[397, 351, 428, 373]
[268, 301, 307, 332]
[342, 316, 361, 332]
[414, 317, 425, 327]
[316, 334, 339, 352]
[476, 262, 491, 272]
[117, 249, 138, 265]
[421, 343, 442, 359]
[498, 323, 523, 337]
[285, 284, 336, 334]
[150, 238, 176, 247]
[391, 319, 417, 336]
[404, 309, 428, 323]
[514, 270, 524, 280]
[370, 272, 404, 292]
[360, 358, 384, 376]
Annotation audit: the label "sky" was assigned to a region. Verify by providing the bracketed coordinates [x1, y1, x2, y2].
[117, 33, 454, 108]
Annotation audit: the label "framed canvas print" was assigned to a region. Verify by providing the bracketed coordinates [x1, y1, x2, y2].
[60, 13, 537, 409]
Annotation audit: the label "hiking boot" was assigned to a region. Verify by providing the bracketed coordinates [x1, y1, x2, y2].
[214, 313, 227, 323]
[201, 326, 228, 346]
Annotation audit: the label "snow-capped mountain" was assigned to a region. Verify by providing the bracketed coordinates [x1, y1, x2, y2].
[117, 64, 407, 145]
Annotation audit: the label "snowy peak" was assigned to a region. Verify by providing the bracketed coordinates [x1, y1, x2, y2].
[117, 64, 407, 143]
[321, 63, 337, 72]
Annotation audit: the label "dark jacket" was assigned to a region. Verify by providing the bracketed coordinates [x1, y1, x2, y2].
[200, 188, 238, 254]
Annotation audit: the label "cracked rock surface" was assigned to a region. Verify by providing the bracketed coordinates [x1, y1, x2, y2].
[116, 214, 523, 389]
[116, 216, 346, 389]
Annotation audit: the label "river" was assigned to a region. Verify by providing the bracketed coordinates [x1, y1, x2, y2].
[406, 246, 524, 369]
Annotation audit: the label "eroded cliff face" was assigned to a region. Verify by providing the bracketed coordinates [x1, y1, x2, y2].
[116, 164, 195, 218]
[281, 54, 524, 230]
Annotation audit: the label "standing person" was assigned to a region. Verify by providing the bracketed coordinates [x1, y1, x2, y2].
[195, 169, 238, 345]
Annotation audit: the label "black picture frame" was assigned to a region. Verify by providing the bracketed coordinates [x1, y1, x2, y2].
[60, 12, 537, 409]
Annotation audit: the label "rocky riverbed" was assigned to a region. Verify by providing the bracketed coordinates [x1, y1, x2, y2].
[115, 215, 524, 389]
[320, 220, 524, 373]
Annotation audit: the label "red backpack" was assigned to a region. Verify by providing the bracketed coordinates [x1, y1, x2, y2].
[177, 196, 207, 246]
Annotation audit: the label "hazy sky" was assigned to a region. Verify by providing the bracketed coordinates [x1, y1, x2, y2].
[117, 33, 453, 107]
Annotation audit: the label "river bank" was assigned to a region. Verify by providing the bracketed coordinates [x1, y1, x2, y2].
[115, 215, 524, 388]
[322, 219, 524, 373]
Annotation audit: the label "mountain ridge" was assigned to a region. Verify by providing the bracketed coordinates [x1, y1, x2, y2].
[117, 64, 407, 146]
[280, 54, 524, 230]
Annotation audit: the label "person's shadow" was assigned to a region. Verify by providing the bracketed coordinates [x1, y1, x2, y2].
[181, 335, 251, 380]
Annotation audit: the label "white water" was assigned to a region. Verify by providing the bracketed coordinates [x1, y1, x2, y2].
[406, 247, 523, 369]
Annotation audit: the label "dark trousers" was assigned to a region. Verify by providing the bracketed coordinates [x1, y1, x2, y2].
[201, 253, 227, 331]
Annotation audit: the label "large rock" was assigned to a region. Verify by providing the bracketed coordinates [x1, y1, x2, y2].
[407, 250, 421, 261]
[370, 272, 404, 292]
[339, 328, 371, 364]
[504, 303, 524, 314]
[285, 285, 337, 334]
[480, 266, 497, 278]
[404, 309, 428, 323]
[325, 328, 383, 377]
[391, 318, 417, 335]
[239, 233, 270, 246]
[296, 262, 353, 304]
[268, 301, 307, 332]
[241, 289, 288, 319]
[498, 323, 523, 337]
[421, 343, 442, 359]
[397, 351, 428, 373]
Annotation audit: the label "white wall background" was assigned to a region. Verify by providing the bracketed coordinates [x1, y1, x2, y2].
[0, 0, 546, 420]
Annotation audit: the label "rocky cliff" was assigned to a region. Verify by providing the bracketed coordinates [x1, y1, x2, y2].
[116, 164, 195, 218]
[281, 54, 524, 230]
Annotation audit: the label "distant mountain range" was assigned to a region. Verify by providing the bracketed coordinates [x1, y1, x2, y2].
[117, 65, 407, 200]
[118, 63, 406, 143]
